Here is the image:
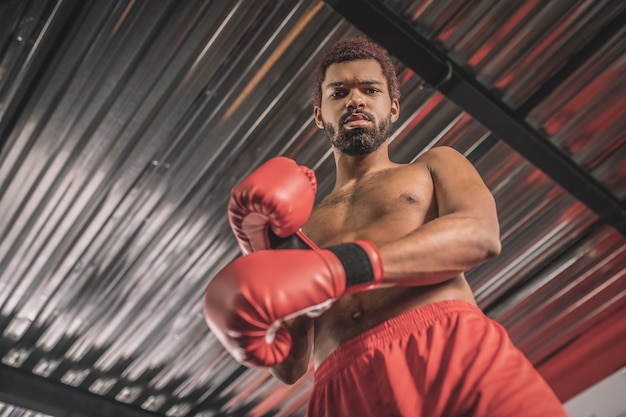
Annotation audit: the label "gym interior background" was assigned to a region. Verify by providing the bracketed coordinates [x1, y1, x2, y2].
[0, 1, 624, 416]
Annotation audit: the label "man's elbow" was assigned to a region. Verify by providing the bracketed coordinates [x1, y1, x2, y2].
[484, 235, 502, 260]
[477, 223, 502, 261]
[463, 215, 501, 263]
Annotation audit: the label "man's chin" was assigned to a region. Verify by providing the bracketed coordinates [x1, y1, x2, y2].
[333, 139, 386, 156]
[339, 126, 374, 139]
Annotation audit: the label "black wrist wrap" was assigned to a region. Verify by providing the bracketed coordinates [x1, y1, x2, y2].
[327, 243, 374, 288]
[268, 228, 310, 250]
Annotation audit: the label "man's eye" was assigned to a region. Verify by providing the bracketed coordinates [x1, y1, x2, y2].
[365, 88, 379, 94]
[330, 90, 346, 98]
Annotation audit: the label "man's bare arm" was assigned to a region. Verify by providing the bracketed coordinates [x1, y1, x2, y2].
[269, 316, 314, 384]
[379, 146, 501, 285]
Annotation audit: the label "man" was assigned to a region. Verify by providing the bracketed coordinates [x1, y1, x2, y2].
[204, 37, 568, 416]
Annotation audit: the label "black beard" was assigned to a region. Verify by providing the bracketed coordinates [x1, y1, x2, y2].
[323, 114, 392, 156]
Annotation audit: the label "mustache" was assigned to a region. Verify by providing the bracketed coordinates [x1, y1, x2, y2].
[340, 109, 376, 124]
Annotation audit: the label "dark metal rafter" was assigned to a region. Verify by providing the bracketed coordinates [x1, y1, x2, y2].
[517, 6, 626, 116]
[0, 363, 163, 417]
[323, 0, 626, 236]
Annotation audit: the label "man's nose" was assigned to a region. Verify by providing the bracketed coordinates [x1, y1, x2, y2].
[346, 89, 365, 111]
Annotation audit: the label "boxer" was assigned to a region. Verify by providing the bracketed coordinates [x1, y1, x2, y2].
[204, 37, 569, 417]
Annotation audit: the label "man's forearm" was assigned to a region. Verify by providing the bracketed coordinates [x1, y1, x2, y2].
[270, 316, 313, 384]
[379, 212, 501, 286]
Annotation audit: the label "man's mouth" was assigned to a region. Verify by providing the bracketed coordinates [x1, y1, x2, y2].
[342, 112, 371, 129]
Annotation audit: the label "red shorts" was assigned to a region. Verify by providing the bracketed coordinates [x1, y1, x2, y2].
[307, 300, 568, 417]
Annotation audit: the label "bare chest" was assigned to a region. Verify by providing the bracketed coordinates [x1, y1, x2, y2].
[303, 165, 437, 247]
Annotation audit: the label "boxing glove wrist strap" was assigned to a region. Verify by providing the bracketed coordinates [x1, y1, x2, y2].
[267, 228, 312, 250]
[327, 243, 375, 287]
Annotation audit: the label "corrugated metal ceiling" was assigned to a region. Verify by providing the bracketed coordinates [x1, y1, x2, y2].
[0, 0, 624, 416]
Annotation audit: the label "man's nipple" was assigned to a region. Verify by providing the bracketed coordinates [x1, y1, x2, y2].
[351, 308, 364, 321]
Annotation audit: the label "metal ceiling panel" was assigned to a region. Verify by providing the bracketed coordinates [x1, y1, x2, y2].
[0, 0, 624, 416]
[0, 400, 53, 417]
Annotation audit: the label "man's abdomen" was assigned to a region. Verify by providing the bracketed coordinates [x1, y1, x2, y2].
[313, 275, 476, 367]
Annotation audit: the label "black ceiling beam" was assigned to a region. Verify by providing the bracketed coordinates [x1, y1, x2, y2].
[517, 7, 626, 116]
[0, 363, 163, 417]
[323, 0, 626, 236]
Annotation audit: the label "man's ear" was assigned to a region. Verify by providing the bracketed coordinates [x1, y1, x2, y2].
[314, 106, 324, 129]
[390, 98, 400, 123]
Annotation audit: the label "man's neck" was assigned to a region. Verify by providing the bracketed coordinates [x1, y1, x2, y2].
[332, 146, 395, 188]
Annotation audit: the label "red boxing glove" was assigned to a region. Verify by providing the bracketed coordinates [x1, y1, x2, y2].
[228, 157, 317, 255]
[203, 241, 384, 367]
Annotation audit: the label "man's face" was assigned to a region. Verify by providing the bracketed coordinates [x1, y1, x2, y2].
[314, 59, 400, 156]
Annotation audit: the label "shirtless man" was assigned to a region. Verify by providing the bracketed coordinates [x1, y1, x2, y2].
[204, 37, 568, 416]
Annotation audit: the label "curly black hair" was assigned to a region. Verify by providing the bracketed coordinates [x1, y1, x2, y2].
[312, 37, 400, 108]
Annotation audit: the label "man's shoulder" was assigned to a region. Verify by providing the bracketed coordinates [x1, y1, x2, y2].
[413, 146, 463, 164]
[411, 146, 471, 174]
